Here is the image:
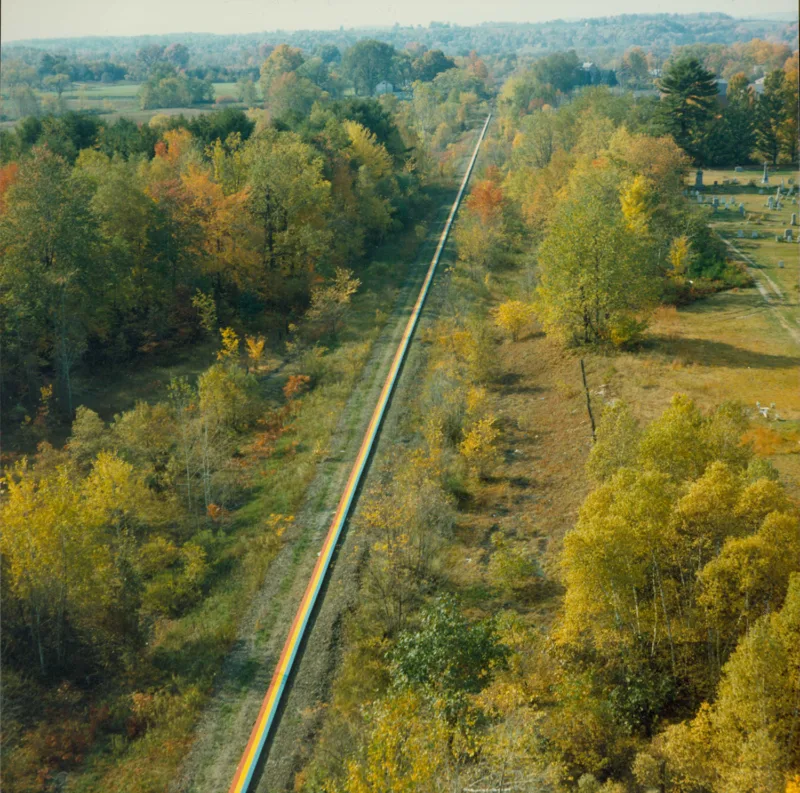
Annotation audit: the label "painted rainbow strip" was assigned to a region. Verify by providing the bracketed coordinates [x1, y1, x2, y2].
[228, 113, 492, 793]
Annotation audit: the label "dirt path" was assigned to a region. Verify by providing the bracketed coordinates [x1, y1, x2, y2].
[171, 165, 474, 793]
[720, 236, 800, 346]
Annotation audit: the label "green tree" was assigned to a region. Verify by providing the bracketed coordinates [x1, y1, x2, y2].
[244, 131, 331, 301]
[236, 76, 258, 107]
[342, 40, 397, 96]
[722, 72, 756, 164]
[0, 146, 97, 413]
[43, 73, 71, 99]
[756, 69, 790, 165]
[657, 57, 718, 163]
[535, 166, 658, 346]
[391, 595, 508, 715]
[412, 50, 456, 83]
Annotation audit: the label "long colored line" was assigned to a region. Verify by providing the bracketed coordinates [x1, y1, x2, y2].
[228, 113, 492, 793]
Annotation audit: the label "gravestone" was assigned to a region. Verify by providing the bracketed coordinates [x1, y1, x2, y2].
[737, 229, 744, 238]
[767, 197, 775, 210]
[694, 170, 703, 190]
[762, 162, 769, 184]
[697, 194, 704, 203]
[792, 213, 797, 226]
[752, 231, 759, 239]
[785, 229, 793, 242]
[778, 260, 785, 269]
[776, 236, 782, 242]
[759, 189, 764, 195]
[735, 166, 743, 172]
[713, 197, 720, 208]
[739, 203, 746, 216]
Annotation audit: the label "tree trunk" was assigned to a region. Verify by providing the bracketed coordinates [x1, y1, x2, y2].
[580, 358, 596, 442]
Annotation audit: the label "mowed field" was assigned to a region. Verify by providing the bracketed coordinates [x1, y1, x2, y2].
[0, 81, 247, 128]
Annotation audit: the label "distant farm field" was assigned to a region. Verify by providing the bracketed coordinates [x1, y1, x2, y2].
[0, 81, 248, 128]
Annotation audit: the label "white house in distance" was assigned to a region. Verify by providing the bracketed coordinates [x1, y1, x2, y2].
[374, 80, 394, 96]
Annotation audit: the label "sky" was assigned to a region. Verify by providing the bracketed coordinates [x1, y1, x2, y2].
[1, 0, 797, 42]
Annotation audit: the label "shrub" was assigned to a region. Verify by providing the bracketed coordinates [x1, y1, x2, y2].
[493, 300, 535, 341]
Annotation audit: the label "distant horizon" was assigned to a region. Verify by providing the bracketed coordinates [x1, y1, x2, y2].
[1, 1, 797, 46]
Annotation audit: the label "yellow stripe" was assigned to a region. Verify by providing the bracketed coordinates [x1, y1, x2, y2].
[228, 114, 491, 793]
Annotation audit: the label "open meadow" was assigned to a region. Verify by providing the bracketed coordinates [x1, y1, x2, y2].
[0, 81, 246, 128]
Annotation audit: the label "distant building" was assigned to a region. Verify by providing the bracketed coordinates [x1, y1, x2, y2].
[753, 76, 766, 95]
[374, 80, 394, 96]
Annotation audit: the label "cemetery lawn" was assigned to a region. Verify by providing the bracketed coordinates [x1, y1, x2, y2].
[697, 166, 799, 336]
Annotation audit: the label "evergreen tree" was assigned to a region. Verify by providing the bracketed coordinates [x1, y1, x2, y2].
[657, 57, 718, 163]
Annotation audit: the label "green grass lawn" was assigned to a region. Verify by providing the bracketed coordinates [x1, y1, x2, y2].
[688, 166, 800, 336]
[1, 81, 248, 128]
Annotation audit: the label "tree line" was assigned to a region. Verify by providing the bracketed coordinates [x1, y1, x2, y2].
[0, 90, 452, 427]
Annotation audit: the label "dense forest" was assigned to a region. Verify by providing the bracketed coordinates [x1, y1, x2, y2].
[1, 17, 799, 793]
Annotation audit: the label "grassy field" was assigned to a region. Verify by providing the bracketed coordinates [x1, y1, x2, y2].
[695, 167, 799, 339]
[0, 81, 248, 129]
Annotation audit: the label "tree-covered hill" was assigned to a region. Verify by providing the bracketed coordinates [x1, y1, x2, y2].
[2, 13, 797, 64]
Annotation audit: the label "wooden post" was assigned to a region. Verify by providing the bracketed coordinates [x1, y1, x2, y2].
[580, 358, 596, 443]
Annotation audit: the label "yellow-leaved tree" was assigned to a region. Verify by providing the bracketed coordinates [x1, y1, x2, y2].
[493, 300, 535, 342]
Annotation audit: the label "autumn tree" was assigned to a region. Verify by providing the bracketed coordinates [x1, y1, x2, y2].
[455, 178, 507, 278]
[305, 267, 361, 336]
[0, 452, 153, 675]
[535, 165, 658, 346]
[493, 300, 535, 341]
[756, 69, 791, 165]
[648, 575, 800, 792]
[561, 396, 798, 724]
[259, 44, 305, 97]
[245, 131, 331, 303]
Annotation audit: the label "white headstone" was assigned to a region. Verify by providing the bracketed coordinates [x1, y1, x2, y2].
[792, 213, 797, 226]
[784, 229, 793, 242]
[752, 231, 759, 239]
[737, 229, 744, 238]
[778, 260, 785, 268]
[739, 203, 746, 216]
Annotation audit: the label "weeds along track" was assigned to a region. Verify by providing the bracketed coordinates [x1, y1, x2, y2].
[172, 115, 491, 793]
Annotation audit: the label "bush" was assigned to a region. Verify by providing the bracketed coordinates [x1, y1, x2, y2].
[493, 300, 535, 341]
[608, 314, 648, 349]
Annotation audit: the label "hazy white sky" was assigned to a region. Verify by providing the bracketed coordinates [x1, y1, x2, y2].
[1, 0, 796, 42]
